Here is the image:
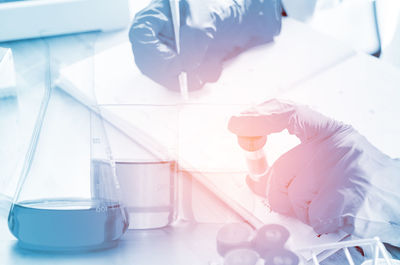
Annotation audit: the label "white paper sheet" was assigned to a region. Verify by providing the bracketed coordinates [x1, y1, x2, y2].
[59, 18, 355, 106]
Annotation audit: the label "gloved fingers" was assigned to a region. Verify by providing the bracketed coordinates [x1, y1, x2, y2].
[180, 25, 213, 72]
[174, 65, 219, 92]
[130, 28, 182, 90]
[185, 71, 204, 91]
[228, 99, 295, 137]
[195, 55, 223, 84]
[307, 145, 370, 234]
[130, 0, 183, 89]
[308, 187, 346, 234]
[268, 177, 295, 216]
[284, 140, 352, 224]
[132, 10, 214, 91]
[287, 175, 321, 224]
[245, 0, 283, 42]
[180, 24, 221, 90]
[229, 99, 344, 142]
[259, 99, 345, 142]
[132, 0, 174, 36]
[267, 144, 309, 216]
[156, 70, 204, 92]
[131, 0, 283, 91]
[246, 173, 269, 197]
[268, 141, 312, 190]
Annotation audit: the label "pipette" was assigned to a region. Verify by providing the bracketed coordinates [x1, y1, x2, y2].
[169, 0, 189, 100]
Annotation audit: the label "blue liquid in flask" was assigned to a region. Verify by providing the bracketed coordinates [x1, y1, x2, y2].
[8, 198, 128, 251]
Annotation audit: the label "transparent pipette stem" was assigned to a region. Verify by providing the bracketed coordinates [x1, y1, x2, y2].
[244, 149, 269, 181]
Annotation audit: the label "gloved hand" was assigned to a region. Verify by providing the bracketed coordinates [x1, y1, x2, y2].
[129, 0, 282, 91]
[229, 99, 400, 246]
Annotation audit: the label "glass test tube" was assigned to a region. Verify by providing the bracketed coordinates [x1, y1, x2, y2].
[244, 149, 269, 181]
[237, 136, 269, 182]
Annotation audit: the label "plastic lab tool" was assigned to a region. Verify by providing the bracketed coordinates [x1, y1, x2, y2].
[7, 41, 128, 251]
[215, 223, 294, 265]
[169, 0, 189, 100]
[252, 224, 290, 258]
[217, 223, 255, 257]
[224, 249, 260, 265]
[263, 249, 299, 265]
[115, 160, 177, 229]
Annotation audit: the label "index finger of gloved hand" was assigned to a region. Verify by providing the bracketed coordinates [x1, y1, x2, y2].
[267, 143, 310, 216]
[229, 99, 343, 142]
[132, 0, 175, 42]
[268, 171, 294, 216]
[287, 174, 322, 225]
[228, 99, 296, 137]
[129, 0, 183, 86]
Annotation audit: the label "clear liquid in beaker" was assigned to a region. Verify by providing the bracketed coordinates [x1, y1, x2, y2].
[8, 198, 128, 251]
[115, 160, 177, 229]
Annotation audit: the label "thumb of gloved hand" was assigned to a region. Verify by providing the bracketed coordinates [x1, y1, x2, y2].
[228, 99, 344, 143]
[255, 99, 343, 142]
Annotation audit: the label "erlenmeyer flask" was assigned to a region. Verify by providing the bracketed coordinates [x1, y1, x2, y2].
[0, 48, 19, 217]
[7, 40, 128, 251]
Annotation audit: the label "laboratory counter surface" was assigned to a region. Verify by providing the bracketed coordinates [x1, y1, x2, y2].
[0, 217, 225, 265]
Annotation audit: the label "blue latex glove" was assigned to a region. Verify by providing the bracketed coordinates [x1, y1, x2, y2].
[129, 0, 282, 91]
[229, 99, 400, 246]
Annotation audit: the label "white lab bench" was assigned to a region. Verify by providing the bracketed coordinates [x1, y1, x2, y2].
[280, 52, 400, 159]
[1, 9, 400, 265]
[0, 217, 226, 265]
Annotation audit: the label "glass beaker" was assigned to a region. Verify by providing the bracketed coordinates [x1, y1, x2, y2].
[101, 105, 180, 229]
[115, 159, 177, 229]
[7, 39, 129, 252]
